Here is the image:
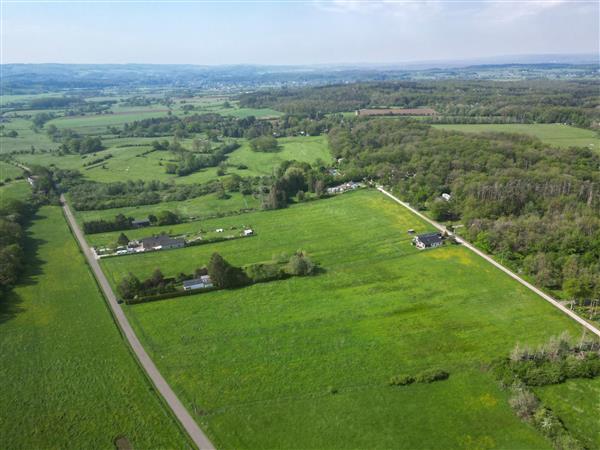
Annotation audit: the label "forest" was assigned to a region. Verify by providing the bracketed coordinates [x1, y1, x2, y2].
[240, 80, 600, 128]
[328, 119, 600, 300]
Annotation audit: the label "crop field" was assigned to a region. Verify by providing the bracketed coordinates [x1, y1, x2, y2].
[0, 206, 188, 448]
[46, 109, 171, 134]
[432, 124, 599, 149]
[535, 378, 600, 449]
[73, 191, 260, 223]
[95, 189, 590, 449]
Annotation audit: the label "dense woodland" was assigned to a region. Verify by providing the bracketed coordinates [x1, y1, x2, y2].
[329, 119, 600, 300]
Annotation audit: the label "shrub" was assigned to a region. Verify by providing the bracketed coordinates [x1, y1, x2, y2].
[389, 374, 415, 386]
[414, 369, 449, 383]
[508, 386, 539, 420]
[245, 262, 286, 283]
[286, 251, 315, 276]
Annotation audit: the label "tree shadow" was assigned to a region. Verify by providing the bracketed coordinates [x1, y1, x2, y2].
[0, 211, 47, 325]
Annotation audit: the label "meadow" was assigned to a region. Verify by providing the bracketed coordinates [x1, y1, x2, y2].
[17, 134, 331, 185]
[0, 118, 59, 154]
[0, 206, 189, 448]
[98, 189, 592, 449]
[432, 123, 599, 149]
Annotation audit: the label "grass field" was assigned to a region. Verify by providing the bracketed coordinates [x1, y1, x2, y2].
[73, 191, 261, 223]
[535, 378, 600, 449]
[0, 161, 23, 181]
[0, 118, 59, 154]
[16, 135, 331, 185]
[432, 124, 599, 149]
[0, 180, 31, 207]
[96, 189, 591, 449]
[0, 206, 189, 448]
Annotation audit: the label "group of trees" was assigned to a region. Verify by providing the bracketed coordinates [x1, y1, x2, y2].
[167, 141, 240, 176]
[0, 200, 31, 300]
[83, 210, 180, 234]
[117, 251, 317, 301]
[328, 119, 600, 300]
[46, 125, 104, 155]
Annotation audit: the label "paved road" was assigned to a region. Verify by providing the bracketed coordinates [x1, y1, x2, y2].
[377, 187, 600, 338]
[60, 195, 216, 450]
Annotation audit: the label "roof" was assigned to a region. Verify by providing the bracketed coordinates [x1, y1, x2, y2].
[140, 235, 184, 248]
[416, 232, 443, 246]
[132, 218, 150, 225]
[183, 276, 212, 288]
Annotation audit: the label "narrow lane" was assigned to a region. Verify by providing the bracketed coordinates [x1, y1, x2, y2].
[377, 187, 600, 338]
[60, 195, 216, 450]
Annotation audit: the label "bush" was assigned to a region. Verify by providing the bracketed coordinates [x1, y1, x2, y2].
[508, 386, 539, 420]
[389, 374, 415, 386]
[245, 262, 286, 283]
[414, 369, 449, 383]
[286, 251, 315, 276]
[250, 135, 279, 153]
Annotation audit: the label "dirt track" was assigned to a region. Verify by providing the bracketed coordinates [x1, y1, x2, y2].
[61, 194, 215, 450]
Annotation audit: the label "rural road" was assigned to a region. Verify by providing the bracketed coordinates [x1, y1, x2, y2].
[377, 187, 600, 338]
[60, 195, 216, 450]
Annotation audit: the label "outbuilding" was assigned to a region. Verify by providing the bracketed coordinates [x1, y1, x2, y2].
[182, 275, 214, 291]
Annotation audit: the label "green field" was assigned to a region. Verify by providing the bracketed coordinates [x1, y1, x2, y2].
[96, 189, 591, 449]
[535, 378, 600, 449]
[0, 118, 59, 154]
[0, 161, 23, 181]
[74, 191, 261, 224]
[0, 206, 188, 448]
[432, 124, 599, 149]
[0, 180, 31, 207]
[18, 135, 332, 185]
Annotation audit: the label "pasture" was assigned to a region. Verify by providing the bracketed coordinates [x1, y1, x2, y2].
[0, 118, 59, 154]
[0, 206, 189, 448]
[98, 189, 590, 449]
[432, 123, 599, 149]
[18, 134, 332, 185]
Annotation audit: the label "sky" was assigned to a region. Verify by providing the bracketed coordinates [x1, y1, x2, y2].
[1, 0, 598, 65]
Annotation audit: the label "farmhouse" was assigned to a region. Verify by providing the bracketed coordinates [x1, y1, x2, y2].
[182, 275, 213, 291]
[413, 232, 443, 250]
[355, 108, 437, 117]
[138, 235, 185, 252]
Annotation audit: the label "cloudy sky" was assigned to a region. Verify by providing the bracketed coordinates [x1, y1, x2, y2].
[1, 0, 598, 65]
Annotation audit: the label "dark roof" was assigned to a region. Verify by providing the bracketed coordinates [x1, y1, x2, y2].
[416, 232, 442, 246]
[140, 235, 184, 247]
[183, 276, 211, 288]
[132, 218, 150, 225]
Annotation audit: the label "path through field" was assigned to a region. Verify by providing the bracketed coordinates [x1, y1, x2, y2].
[60, 194, 215, 450]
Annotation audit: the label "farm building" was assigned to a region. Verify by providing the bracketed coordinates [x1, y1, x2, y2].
[138, 235, 185, 252]
[183, 275, 213, 291]
[355, 108, 437, 117]
[243, 228, 254, 236]
[413, 232, 443, 250]
[327, 181, 361, 195]
[132, 218, 151, 228]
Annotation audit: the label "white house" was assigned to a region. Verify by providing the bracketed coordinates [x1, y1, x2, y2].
[243, 229, 254, 236]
